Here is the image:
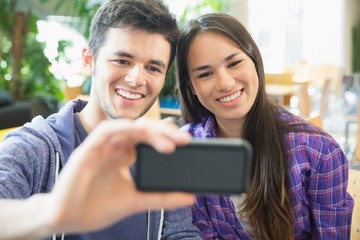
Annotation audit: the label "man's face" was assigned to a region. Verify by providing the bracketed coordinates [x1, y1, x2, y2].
[85, 27, 171, 119]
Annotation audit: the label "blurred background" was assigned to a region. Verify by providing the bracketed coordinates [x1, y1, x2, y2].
[0, 0, 359, 163]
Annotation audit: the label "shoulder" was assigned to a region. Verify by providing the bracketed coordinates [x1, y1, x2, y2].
[2, 116, 56, 146]
[280, 111, 339, 154]
[0, 118, 59, 198]
[275, 108, 346, 168]
[46, 99, 87, 151]
[281, 118, 346, 174]
[0, 115, 61, 162]
[15, 99, 87, 164]
[47, 99, 87, 127]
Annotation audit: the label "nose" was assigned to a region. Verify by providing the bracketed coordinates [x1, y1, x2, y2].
[215, 69, 235, 92]
[124, 65, 145, 87]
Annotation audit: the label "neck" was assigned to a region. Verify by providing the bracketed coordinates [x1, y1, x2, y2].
[79, 98, 108, 133]
[216, 118, 244, 138]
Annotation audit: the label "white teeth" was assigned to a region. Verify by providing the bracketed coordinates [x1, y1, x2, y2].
[219, 91, 241, 103]
[117, 89, 142, 100]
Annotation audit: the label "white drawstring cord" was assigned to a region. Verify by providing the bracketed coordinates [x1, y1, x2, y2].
[55, 152, 60, 183]
[147, 210, 150, 240]
[52, 152, 65, 240]
[157, 209, 164, 240]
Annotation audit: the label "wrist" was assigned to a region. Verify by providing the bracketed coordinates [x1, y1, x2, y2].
[26, 194, 56, 238]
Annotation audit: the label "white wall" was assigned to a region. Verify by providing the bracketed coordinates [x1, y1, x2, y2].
[302, 0, 344, 65]
[228, 0, 358, 73]
[228, 0, 248, 28]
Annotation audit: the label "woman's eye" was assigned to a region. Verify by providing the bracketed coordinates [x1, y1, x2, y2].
[228, 60, 242, 68]
[199, 72, 213, 78]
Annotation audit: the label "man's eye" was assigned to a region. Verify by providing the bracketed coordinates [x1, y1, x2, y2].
[147, 66, 161, 73]
[115, 60, 129, 65]
[199, 72, 213, 78]
[228, 60, 242, 68]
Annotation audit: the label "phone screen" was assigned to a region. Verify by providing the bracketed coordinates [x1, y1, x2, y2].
[135, 138, 252, 194]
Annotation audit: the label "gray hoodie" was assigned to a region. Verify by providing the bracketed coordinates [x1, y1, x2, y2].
[0, 99, 201, 240]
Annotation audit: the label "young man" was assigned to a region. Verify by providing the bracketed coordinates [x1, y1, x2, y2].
[0, 0, 201, 239]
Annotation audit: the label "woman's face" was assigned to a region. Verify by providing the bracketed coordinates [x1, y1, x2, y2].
[187, 31, 258, 126]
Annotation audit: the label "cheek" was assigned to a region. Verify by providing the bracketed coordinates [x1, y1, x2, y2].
[252, 76, 259, 91]
[242, 67, 259, 92]
[252, 74, 259, 93]
[191, 83, 204, 97]
[94, 62, 110, 80]
[193, 85, 214, 107]
[191, 79, 213, 95]
[248, 74, 259, 103]
[151, 78, 166, 93]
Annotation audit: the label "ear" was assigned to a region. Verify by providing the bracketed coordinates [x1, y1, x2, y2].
[82, 47, 94, 75]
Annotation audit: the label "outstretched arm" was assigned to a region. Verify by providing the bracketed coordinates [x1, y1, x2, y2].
[0, 118, 195, 240]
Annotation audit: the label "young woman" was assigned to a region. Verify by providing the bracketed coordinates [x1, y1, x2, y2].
[176, 13, 353, 240]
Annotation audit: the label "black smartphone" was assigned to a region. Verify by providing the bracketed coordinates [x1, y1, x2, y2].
[135, 138, 252, 194]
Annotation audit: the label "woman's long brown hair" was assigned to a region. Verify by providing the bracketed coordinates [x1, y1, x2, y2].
[176, 13, 294, 240]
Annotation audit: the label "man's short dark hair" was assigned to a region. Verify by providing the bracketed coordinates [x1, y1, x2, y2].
[88, 0, 179, 68]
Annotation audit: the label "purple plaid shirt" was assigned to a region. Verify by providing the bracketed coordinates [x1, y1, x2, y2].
[182, 110, 354, 239]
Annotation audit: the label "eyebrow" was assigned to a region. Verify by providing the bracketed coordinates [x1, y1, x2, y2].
[114, 51, 167, 70]
[191, 52, 241, 73]
[115, 51, 133, 59]
[149, 60, 167, 70]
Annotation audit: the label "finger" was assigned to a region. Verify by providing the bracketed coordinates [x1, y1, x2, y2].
[133, 118, 191, 152]
[94, 118, 191, 153]
[76, 119, 191, 173]
[86, 118, 189, 149]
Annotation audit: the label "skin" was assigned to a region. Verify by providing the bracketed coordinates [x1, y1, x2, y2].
[187, 31, 259, 138]
[0, 28, 195, 240]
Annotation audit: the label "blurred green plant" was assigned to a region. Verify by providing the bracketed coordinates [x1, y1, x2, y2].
[45, 0, 101, 39]
[0, 0, 65, 102]
[352, 20, 360, 73]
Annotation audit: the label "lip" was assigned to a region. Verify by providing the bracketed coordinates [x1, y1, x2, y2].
[217, 89, 243, 103]
[115, 88, 145, 100]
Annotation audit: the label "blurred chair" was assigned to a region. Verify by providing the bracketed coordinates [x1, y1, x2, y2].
[356, 102, 360, 161]
[65, 85, 83, 101]
[265, 73, 293, 85]
[296, 81, 312, 118]
[265, 73, 294, 106]
[265, 72, 316, 118]
[319, 77, 332, 116]
[0, 89, 31, 130]
[347, 169, 360, 240]
[308, 64, 344, 116]
[345, 100, 359, 162]
[285, 62, 340, 125]
[306, 113, 323, 129]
